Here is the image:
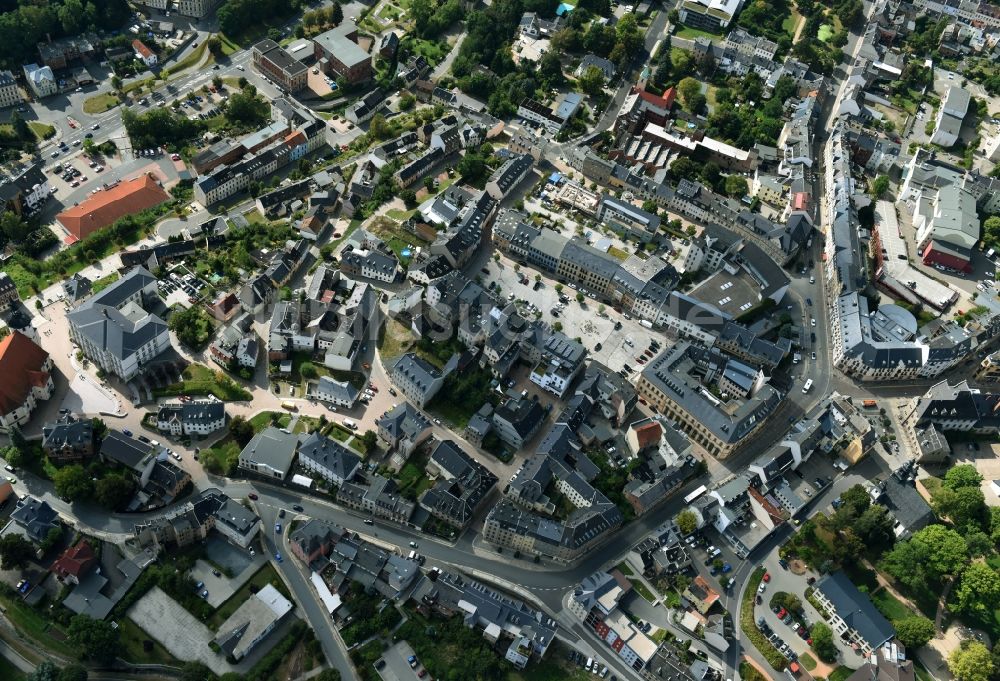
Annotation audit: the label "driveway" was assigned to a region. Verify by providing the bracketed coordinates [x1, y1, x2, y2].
[127, 586, 231, 675]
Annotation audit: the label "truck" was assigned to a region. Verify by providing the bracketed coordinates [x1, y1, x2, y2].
[862, 399, 878, 409]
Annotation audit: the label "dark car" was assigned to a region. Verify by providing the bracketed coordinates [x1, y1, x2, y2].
[292, 504, 304, 512]
[810, 332, 816, 342]
[806, 298, 812, 306]
[278, 508, 286, 518]
[248, 493, 258, 500]
[614, 321, 623, 330]
[595, 343, 602, 351]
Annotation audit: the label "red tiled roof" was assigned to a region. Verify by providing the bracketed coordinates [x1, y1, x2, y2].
[285, 130, 306, 147]
[635, 86, 675, 110]
[52, 540, 97, 579]
[632, 421, 662, 450]
[56, 174, 170, 241]
[0, 331, 50, 416]
[132, 40, 154, 59]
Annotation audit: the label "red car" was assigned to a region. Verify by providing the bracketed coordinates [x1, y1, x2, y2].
[777, 607, 787, 619]
[762, 572, 771, 582]
[417, 671, 427, 679]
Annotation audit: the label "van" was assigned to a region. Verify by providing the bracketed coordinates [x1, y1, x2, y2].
[343, 418, 357, 430]
[988, 248, 996, 259]
[408, 550, 416, 560]
[802, 379, 813, 393]
[585, 658, 593, 671]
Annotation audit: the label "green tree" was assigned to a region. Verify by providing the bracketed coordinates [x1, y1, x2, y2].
[94, 474, 135, 510]
[180, 662, 216, 681]
[933, 485, 988, 533]
[57, 663, 89, 681]
[578, 65, 605, 96]
[314, 670, 342, 681]
[724, 175, 749, 198]
[949, 642, 994, 681]
[893, 616, 935, 650]
[27, 661, 59, 681]
[984, 215, 1000, 250]
[871, 175, 890, 199]
[399, 94, 415, 111]
[359, 430, 378, 452]
[0, 533, 35, 569]
[677, 77, 702, 112]
[53, 464, 93, 502]
[330, 1, 344, 26]
[954, 562, 1000, 620]
[810, 622, 838, 662]
[229, 416, 254, 447]
[224, 87, 270, 130]
[457, 152, 487, 183]
[946, 464, 985, 490]
[0, 211, 32, 245]
[111, 75, 122, 91]
[206, 36, 223, 57]
[910, 524, 968, 579]
[300, 362, 318, 379]
[676, 509, 698, 535]
[68, 615, 120, 664]
[852, 504, 897, 551]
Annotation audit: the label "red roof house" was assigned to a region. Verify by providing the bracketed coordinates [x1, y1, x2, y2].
[52, 540, 98, 585]
[56, 174, 170, 241]
[0, 331, 53, 429]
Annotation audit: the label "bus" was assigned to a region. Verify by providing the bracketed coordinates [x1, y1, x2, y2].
[683, 484, 708, 504]
[802, 379, 814, 394]
[650, 39, 663, 60]
[281, 400, 297, 411]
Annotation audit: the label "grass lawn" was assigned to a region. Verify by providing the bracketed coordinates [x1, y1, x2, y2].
[208, 563, 291, 629]
[165, 41, 212, 76]
[155, 363, 252, 401]
[0, 591, 78, 658]
[829, 667, 857, 681]
[615, 561, 634, 577]
[607, 246, 629, 261]
[675, 26, 722, 41]
[628, 578, 656, 602]
[82, 92, 120, 114]
[378, 318, 416, 360]
[818, 23, 834, 41]
[783, 7, 803, 38]
[118, 618, 180, 665]
[0, 654, 25, 681]
[28, 121, 55, 140]
[92, 271, 120, 294]
[404, 37, 450, 66]
[799, 652, 818, 671]
[249, 411, 289, 431]
[871, 588, 916, 621]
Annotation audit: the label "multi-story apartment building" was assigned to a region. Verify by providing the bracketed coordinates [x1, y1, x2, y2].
[635, 342, 781, 458]
[313, 22, 372, 84]
[67, 267, 170, 381]
[0, 71, 21, 108]
[251, 40, 308, 92]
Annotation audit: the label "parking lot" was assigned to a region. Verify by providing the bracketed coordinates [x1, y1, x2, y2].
[160, 265, 210, 308]
[45, 149, 115, 197]
[375, 641, 420, 681]
[189, 559, 237, 608]
[483, 255, 662, 378]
